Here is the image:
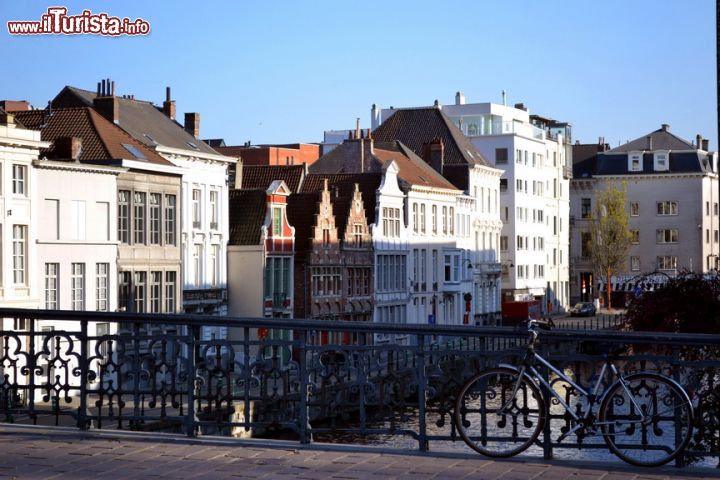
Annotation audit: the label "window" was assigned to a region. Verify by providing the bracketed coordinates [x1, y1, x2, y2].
[412, 203, 418, 233]
[44, 263, 59, 309]
[382, 207, 401, 237]
[581, 198, 591, 219]
[118, 272, 131, 311]
[656, 229, 678, 244]
[516, 149, 522, 164]
[516, 179, 522, 192]
[321, 220, 330, 247]
[165, 271, 176, 313]
[495, 148, 508, 164]
[149, 194, 161, 244]
[499, 179, 508, 192]
[443, 253, 460, 283]
[192, 189, 201, 228]
[631, 256, 640, 271]
[210, 244, 219, 287]
[715, 203, 719, 216]
[657, 256, 677, 271]
[71, 263, 85, 311]
[376, 254, 406, 292]
[656, 201, 678, 216]
[449, 207, 455, 235]
[149, 271, 161, 313]
[352, 224, 363, 248]
[630, 230, 640, 244]
[629, 153, 642, 171]
[432, 250, 438, 286]
[442, 206, 447, 234]
[210, 190, 219, 229]
[707, 201, 710, 216]
[272, 207, 282, 234]
[654, 152, 668, 171]
[133, 192, 146, 244]
[12, 164, 26, 195]
[164, 194, 176, 245]
[96, 323, 110, 358]
[420, 249, 427, 290]
[12, 225, 26, 285]
[630, 202, 639, 216]
[431, 205, 437, 234]
[96, 263, 109, 311]
[264, 256, 292, 299]
[500, 236, 508, 251]
[71, 200, 86, 240]
[193, 244, 202, 285]
[581, 232, 592, 258]
[134, 272, 146, 313]
[420, 204, 426, 234]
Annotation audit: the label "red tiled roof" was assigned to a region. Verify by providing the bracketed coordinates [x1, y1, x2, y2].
[239, 165, 305, 193]
[228, 189, 268, 245]
[12, 107, 171, 166]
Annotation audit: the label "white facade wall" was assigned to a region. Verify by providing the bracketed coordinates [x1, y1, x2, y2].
[429, 102, 571, 312]
[0, 121, 49, 308]
[158, 149, 233, 340]
[371, 162, 410, 345]
[34, 162, 121, 314]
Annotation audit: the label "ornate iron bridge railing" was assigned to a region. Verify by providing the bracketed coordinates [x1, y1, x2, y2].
[0, 308, 718, 467]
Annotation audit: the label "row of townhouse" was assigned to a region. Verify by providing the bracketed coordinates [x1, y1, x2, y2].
[0, 80, 234, 340]
[227, 126, 504, 348]
[570, 124, 719, 304]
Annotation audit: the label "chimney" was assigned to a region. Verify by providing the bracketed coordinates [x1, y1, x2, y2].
[234, 159, 243, 189]
[355, 117, 360, 140]
[0, 100, 31, 112]
[514, 102, 527, 111]
[423, 138, 445, 175]
[702, 139, 710, 151]
[661, 123, 670, 131]
[0, 110, 15, 126]
[53, 137, 83, 161]
[646, 135, 652, 150]
[184, 112, 200, 138]
[163, 86, 176, 120]
[455, 91, 465, 105]
[696, 134, 703, 149]
[502, 90, 507, 106]
[93, 94, 119, 124]
[371, 103, 380, 130]
[433, 99, 441, 109]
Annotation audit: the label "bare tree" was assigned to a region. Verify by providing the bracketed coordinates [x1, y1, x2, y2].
[589, 183, 632, 309]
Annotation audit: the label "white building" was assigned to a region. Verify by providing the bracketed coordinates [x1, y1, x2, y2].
[370, 107, 504, 325]
[375, 95, 571, 313]
[52, 84, 235, 331]
[0, 109, 49, 310]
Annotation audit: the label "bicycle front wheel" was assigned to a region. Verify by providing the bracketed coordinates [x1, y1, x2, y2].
[455, 367, 545, 458]
[599, 373, 693, 467]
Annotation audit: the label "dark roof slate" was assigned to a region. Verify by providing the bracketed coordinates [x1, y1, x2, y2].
[52, 86, 221, 156]
[228, 189, 267, 245]
[607, 127, 695, 153]
[596, 151, 710, 175]
[371, 107, 489, 167]
[240, 165, 305, 193]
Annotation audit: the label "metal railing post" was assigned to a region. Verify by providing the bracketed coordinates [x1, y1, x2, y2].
[185, 325, 198, 437]
[298, 329, 310, 444]
[417, 334, 428, 451]
[78, 320, 88, 430]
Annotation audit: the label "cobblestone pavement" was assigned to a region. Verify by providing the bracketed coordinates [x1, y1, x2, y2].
[0, 425, 717, 479]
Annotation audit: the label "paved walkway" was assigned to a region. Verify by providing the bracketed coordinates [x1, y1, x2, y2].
[0, 425, 717, 479]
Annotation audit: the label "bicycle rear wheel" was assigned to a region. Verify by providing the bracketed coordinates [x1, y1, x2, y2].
[455, 367, 545, 458]
[599, 373, 693, 467]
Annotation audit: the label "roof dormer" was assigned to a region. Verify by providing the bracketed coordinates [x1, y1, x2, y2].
[653, 150, 669, 172]
[628, 151, 643, 172]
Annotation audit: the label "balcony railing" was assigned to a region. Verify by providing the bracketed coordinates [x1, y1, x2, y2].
[0, 308, 718, 466]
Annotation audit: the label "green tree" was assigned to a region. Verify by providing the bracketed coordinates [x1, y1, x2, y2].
[588, 183, 632, 309]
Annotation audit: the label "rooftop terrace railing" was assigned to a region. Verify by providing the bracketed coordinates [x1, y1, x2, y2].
[0, 308, 718, 467]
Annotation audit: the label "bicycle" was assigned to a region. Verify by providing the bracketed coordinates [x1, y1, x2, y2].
[454, 319, 694, 467]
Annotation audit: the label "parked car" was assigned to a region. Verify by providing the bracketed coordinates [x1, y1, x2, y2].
[570, 302, 596, 317]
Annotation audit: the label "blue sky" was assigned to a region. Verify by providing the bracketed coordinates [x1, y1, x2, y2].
[1, 0, 716, 149]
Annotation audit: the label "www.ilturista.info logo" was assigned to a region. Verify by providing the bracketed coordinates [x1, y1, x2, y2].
[7, 7, 150, 36]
